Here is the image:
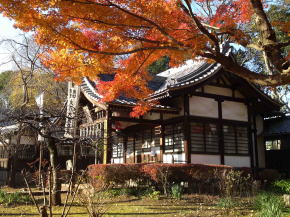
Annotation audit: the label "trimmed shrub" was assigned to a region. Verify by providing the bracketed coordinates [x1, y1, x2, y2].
[87, 163, 146, 190]
[87, 163, 250, 195]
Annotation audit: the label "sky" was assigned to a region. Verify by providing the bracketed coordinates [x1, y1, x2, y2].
[0, 14, 24, 72]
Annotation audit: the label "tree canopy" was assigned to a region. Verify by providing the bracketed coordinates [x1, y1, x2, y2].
[0, 0, 289, 115]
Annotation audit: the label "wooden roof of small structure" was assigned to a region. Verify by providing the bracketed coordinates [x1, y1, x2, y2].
[264, 115, 290, 136]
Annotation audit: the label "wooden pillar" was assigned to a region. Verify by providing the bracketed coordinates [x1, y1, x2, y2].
[123, 136, 127, 164]
[133, 134, 136, 163]
[159, 113, 164, 163]
[247, 104, 254, 168]
[103, 109, 112, 164]
[253, 113, 259, 168]
[217, 99, 224, 165]
[184, 94, 191, 164]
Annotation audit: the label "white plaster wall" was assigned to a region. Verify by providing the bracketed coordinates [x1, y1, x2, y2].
[163, 113, 181, 120]
[143, 112, 160, 120]
[222, 101, 248, 121]
[189, 96, 218, 118]
[112, 158, 124, 164]
[204, 85, 232, 97]
[191, 154, 221, 165]
[224, 156, 250, 167]
[163, 153, 186, 163]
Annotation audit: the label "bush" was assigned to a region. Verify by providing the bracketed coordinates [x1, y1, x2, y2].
[254, 192, 285, 217]
[87, 163, 238, 195]
[88, 164, 146, 190]
[0, 190, 31, 206]
[214, 169, 253, 197]
[171, 184, 182, 200]
[272, 180, 290, 194]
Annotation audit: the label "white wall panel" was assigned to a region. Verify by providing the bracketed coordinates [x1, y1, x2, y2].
[112, 158, 123, 164]
[204, 85, 232, 97]
[224, 156, 250, 167]
[189, 96, 218, 118]
[163, 153, 186, 163]
[222, 101, 248, 121]
[190, 154, 221, 165]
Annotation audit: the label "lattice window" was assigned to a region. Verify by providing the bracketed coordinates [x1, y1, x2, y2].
[127, 136, 134, 156]
[143, 129, 152, 149]
[223, 125, 249, 154]
[191, 122, 219, 153]
[164, 123, 184, 152]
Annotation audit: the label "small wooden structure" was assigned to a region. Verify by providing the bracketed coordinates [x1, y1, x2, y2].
[264, 115, 290, 171]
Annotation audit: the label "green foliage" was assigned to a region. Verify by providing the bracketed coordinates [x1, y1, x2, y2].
[272, 180, 290, 194]
[148, 56, 170, 74]
[0, 71, 12, 91]
[103, 187, 159, 198]
[254, 192, 285, 217]
[171, 184, 182, 200]
[142, 187, 161, 200]
[216, 197, 236, 209]
[0, 190, 31, 206]
[267, 3, 290, 55]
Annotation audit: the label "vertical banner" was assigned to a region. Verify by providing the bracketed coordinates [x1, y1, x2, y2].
[64, 82, 80, 138]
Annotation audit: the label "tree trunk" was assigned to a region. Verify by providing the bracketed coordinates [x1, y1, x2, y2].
[46, 137, 62, 206]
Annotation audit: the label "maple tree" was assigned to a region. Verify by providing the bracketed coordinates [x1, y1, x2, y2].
[0, 0, 289, 116]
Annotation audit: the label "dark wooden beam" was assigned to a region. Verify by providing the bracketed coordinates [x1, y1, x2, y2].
[217, 99, 225, 165]
[160, 112, 164, 163]
[247, 104, 254, 168]
[111, 116, 161, 124]
[184, 94, 191, 163]
[123, 136, 127, 164]
[253, 113, 259, 169]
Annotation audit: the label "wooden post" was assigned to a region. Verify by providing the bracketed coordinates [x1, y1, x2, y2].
[247, 104, 254, 169]
[103, 109, 112, 164]
[133, 134, 136, 163]
[160, 113, 164, 163]
[253, 113, 259, 168]
[123, 136, 127, 164]
[184, 94, 191, 164]
[217, 99, 225, 165]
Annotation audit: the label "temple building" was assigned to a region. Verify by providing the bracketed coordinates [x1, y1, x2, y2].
[66, 50, 282, 169]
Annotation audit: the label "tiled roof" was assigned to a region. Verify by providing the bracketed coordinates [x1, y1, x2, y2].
[264, 116, 290, 136]
[80, 77, 176, 110]
[80, 43, 234, 108]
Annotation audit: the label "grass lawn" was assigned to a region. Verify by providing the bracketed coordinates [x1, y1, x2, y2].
[1, 193, 290, 217]
[0, 186, 290, 217]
